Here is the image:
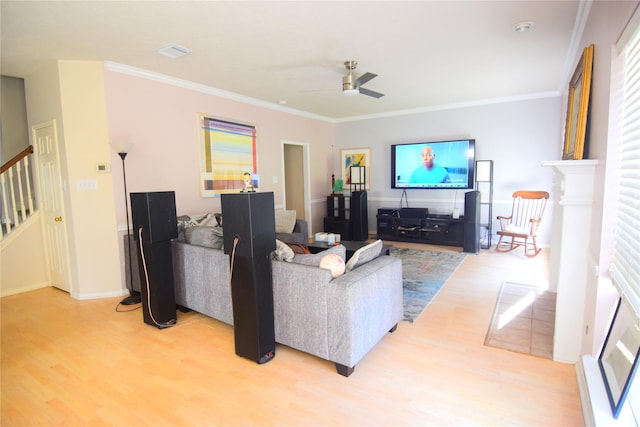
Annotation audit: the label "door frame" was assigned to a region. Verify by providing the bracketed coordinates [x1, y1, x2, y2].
[281, 140, 311, 230]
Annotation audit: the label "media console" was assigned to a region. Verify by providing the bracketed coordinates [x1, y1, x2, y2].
[377, 206, 473, 249]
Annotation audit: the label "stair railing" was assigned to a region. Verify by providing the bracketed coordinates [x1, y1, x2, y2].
[1, 145, 36, 240]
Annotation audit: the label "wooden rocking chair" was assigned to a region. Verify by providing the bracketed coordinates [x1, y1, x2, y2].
[496, 190, 549, 257]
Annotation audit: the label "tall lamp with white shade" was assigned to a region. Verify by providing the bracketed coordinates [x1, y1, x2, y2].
[111, 142, 141, 305]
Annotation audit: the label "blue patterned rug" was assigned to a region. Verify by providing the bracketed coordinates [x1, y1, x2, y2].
[389, 248, 466, 323]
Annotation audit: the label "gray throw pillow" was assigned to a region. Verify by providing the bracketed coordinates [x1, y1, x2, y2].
[184, 226, 224, 249]
[197, 213, 220, 227]
[292, 244, 346, 267]
[345, 240, 383, 272]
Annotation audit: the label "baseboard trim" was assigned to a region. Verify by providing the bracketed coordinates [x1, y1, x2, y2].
[71, 289, 129, 301]
[0, 282, 49, 298]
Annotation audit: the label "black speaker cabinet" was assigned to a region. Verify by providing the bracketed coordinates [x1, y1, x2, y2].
[130, 191, 178, 328]
[130, 191, 178, 244]
[221, 192, 276, 364]
[350, 190, 368, 241]
[463, 191, 481, 254]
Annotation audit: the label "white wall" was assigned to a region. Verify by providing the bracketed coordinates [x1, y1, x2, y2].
[1, 76, 29, 162]
[334, 96, 562, 247]
[570, 0, 640, 356]
[103, 66, 334, 294]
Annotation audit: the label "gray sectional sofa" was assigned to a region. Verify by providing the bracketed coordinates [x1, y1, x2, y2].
[170, 236, 404, 376]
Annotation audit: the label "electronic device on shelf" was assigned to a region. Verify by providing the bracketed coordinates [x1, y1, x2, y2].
[390, 139, 475, 190]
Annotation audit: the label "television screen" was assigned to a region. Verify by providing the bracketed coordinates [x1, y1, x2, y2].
[391, 139, 475, 189]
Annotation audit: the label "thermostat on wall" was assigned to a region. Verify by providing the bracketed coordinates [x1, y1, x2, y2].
[96, 163, 111, 173]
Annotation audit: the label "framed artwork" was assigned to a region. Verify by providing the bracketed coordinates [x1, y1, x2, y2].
[199, 114, 258, 197]
[341, 148, 371, 190]
[598, 297, 640, 418]
[562, 44, 594, 160]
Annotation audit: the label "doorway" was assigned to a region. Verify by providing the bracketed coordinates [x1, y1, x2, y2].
[33, 120, 72, 293]
[282, 141, 310, 231]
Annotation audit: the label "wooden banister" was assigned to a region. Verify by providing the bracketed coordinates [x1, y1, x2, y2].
[1, 145, 36, 239]
[1, 146, 33, 174]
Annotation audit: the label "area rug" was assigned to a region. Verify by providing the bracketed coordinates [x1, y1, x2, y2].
[389, 248, 466, 323]
[484, 282, 556, 359]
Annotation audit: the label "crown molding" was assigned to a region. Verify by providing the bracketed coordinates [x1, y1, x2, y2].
[105, 61, 560, 125]
[104, 61, 335, 123]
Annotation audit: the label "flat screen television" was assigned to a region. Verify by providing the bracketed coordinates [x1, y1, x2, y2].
[391, 139, 475, 189]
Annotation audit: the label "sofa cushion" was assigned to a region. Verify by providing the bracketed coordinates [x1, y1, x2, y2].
[275, 209, 297, 233]
[319, 253, 345, 278]
[293, 244, 346, 266]
[345, 240, 383, 272]
[272, 239, 295, 262]
[184, 226, 224, 249]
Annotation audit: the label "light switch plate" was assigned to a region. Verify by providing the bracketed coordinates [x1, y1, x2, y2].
[76, 179, 98, 191]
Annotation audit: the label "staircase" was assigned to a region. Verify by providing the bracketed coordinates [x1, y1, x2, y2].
[1, 146, 38, 240]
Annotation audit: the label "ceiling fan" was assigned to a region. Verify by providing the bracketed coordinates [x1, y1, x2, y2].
[342, 60, 385, 98]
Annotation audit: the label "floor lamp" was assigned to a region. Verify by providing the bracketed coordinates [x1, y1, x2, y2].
[115, 146, 141, 305]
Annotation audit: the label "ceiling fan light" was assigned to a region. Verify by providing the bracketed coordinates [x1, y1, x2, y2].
[343, 88, 359, 96]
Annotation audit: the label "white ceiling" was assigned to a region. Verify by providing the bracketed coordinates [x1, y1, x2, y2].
[1, 1, 584, 121]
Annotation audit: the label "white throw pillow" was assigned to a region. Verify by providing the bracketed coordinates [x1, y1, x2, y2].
[275, 209, 297, 233]
[272, 239, 295, 262]
[345, 240, 383, 272]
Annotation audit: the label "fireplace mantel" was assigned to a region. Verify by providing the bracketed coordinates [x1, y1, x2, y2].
[542, 159, 599, 364]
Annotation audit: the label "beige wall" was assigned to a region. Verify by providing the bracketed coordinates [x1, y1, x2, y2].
[24, 61, 122, 299]
[0, 214, 48, 297]
[57, 61, 121, 298]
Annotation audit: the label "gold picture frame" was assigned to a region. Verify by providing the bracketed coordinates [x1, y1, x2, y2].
[340, 148, 371, 190]
[562, 44, 594, 160]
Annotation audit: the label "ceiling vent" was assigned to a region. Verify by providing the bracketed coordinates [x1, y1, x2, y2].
[157, 44, 192, 59]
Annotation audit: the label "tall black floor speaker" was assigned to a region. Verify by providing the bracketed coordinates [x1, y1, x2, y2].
[130, 191, 178, 328]
[463, 191, 481, 254]
[221, 192, 276, 364]
[350, 190, 368, 241]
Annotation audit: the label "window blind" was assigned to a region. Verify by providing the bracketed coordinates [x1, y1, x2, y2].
[611, 13, 640, 316]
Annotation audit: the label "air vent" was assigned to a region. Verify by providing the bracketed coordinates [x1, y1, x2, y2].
[157, 44, 192, 59]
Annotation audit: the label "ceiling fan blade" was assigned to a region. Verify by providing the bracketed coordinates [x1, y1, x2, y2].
[354, 72, 377, 87]
[358, 87, 385, 98]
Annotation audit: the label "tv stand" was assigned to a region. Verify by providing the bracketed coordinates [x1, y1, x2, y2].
[376, 208, 465, 247]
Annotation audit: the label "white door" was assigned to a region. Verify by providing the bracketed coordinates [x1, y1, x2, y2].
[34, 121, 71, 292]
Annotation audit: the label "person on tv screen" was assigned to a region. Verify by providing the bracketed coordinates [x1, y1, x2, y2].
[409, 146, 450, 184]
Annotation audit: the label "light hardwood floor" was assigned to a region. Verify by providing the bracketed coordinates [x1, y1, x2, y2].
[1, 243, 583, 426]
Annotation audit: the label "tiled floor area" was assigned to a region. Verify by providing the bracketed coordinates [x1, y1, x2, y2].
[484, 282, 556, 359]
